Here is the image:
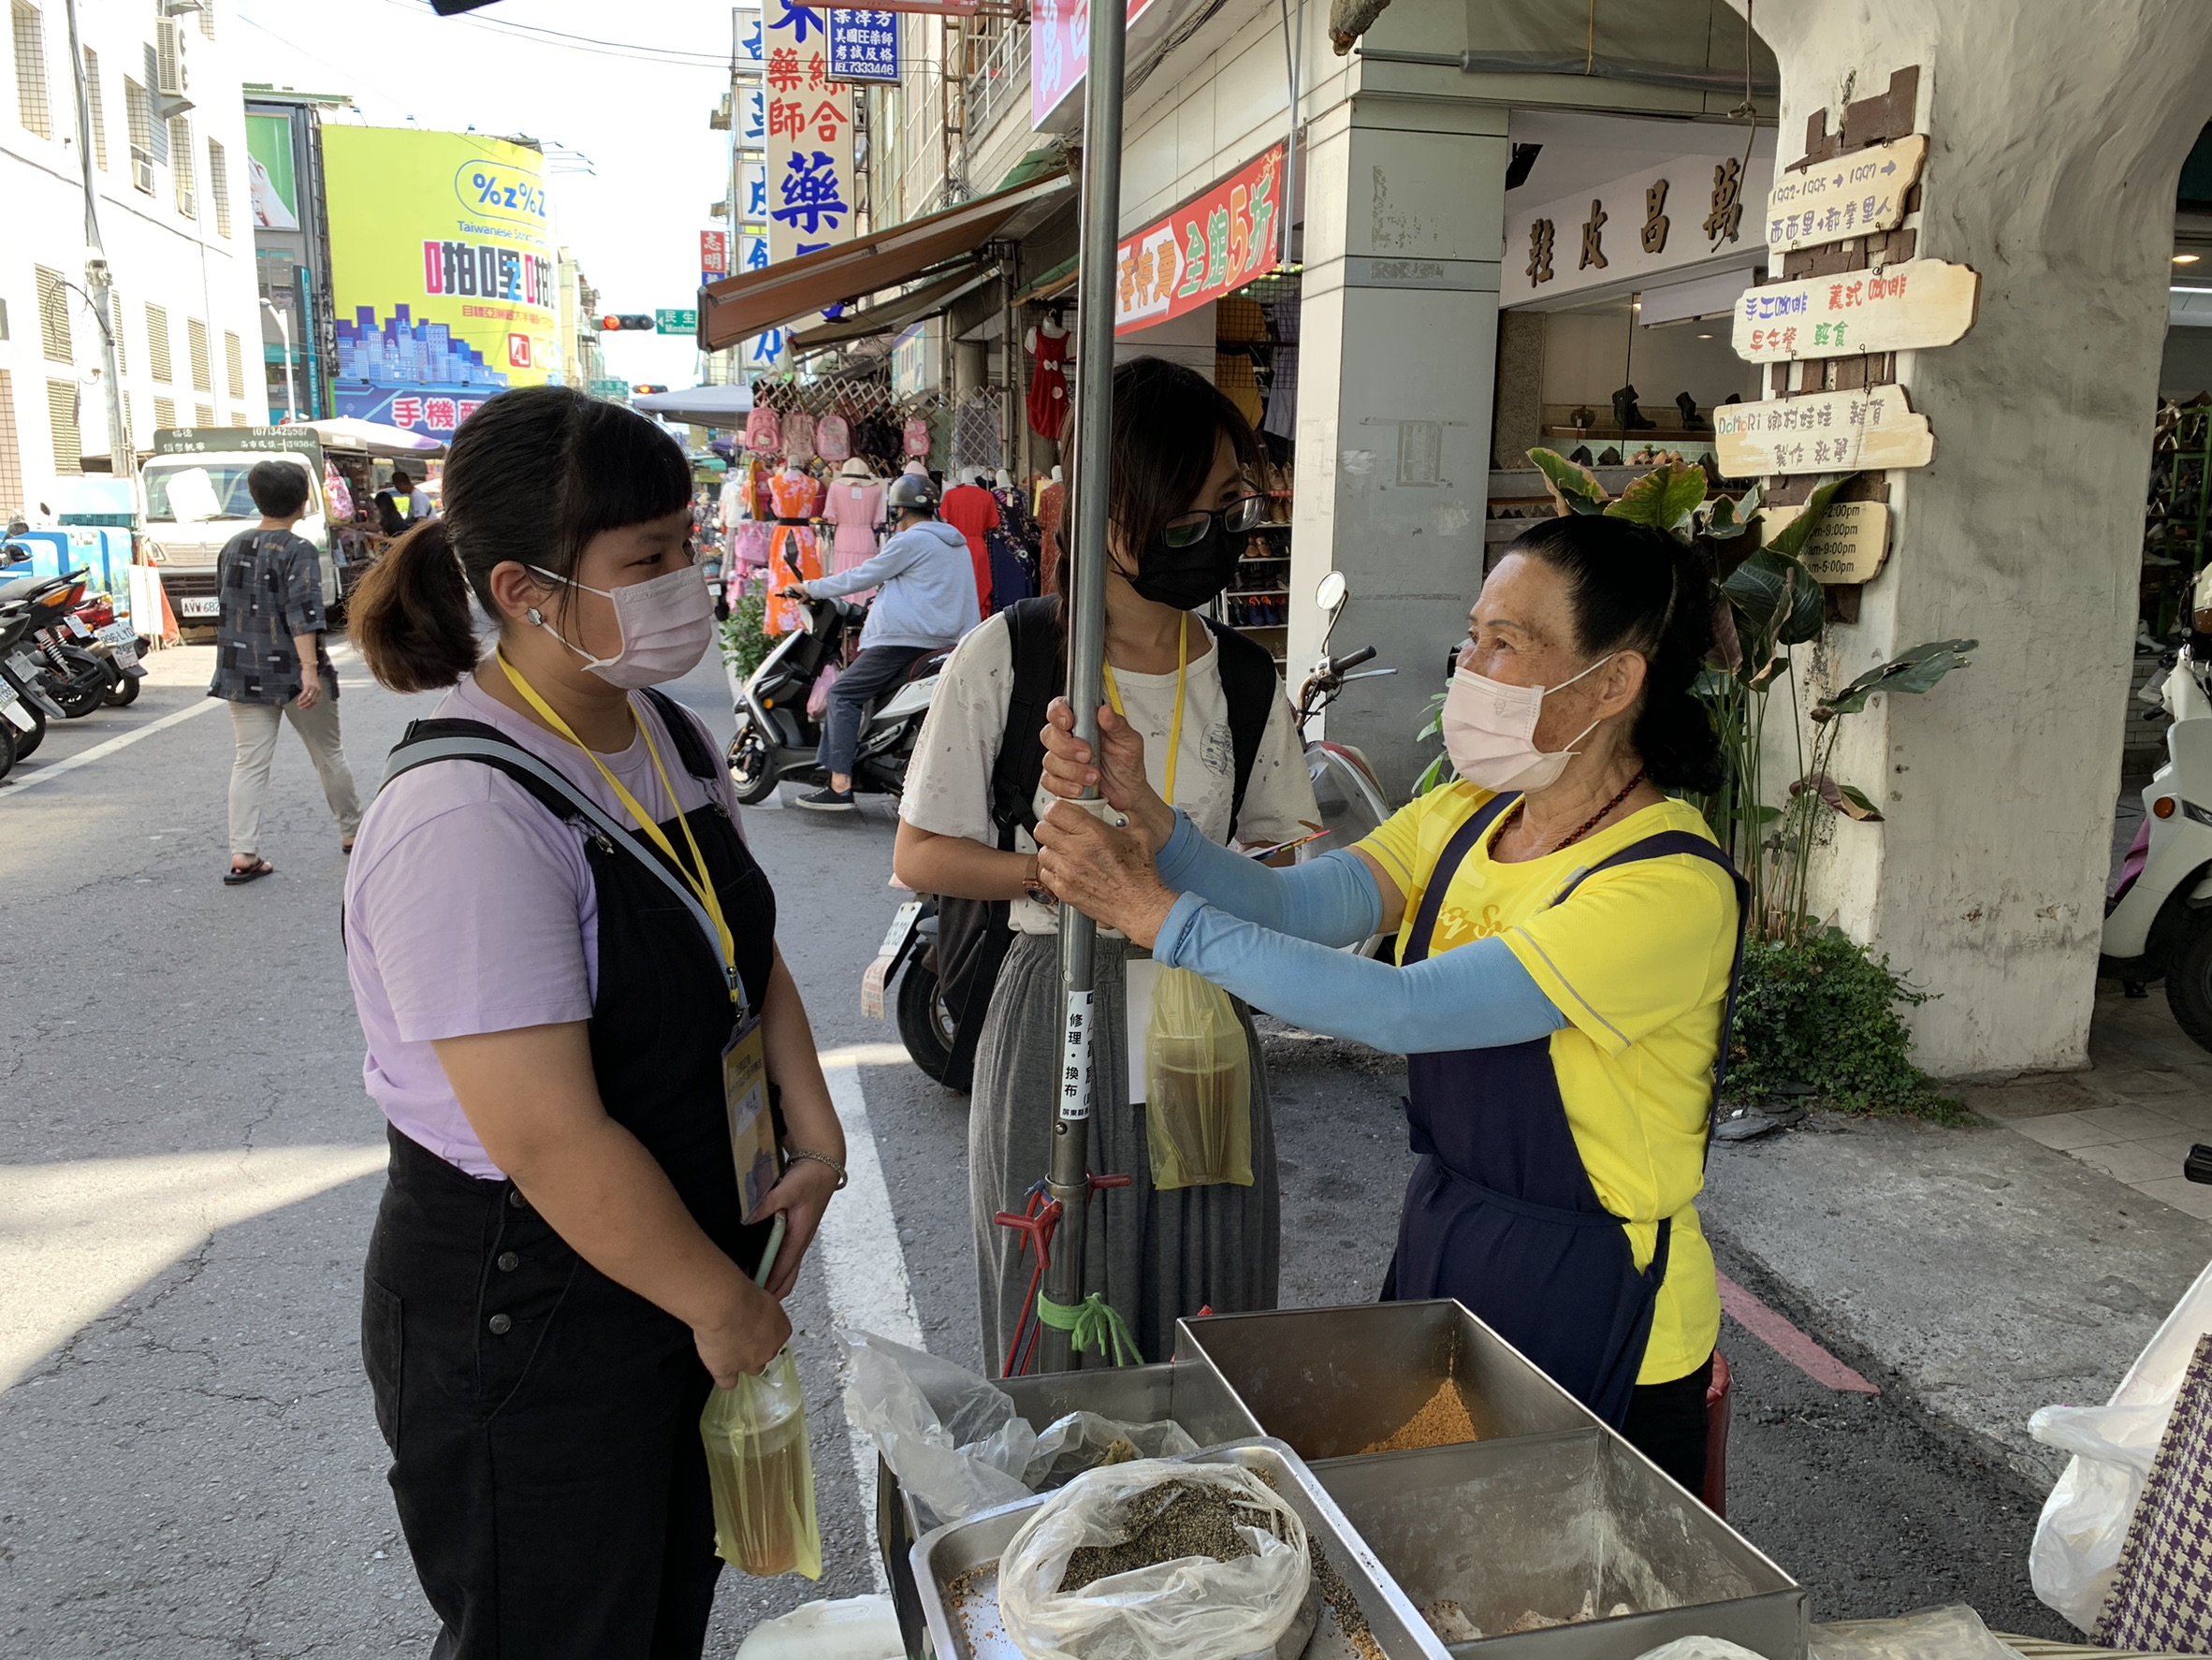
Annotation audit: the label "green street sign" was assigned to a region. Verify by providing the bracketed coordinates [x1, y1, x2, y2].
[656, 309, 699, 335]
[587, 378, 631, 397]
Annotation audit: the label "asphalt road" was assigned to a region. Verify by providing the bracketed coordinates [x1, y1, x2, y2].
[0, 644, 2074, 1654]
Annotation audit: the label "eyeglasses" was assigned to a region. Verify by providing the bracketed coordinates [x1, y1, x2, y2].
[1159, 492, 1267, 549]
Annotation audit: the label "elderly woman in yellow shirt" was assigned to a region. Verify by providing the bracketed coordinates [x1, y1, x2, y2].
[1033, 513, 1746, 1494]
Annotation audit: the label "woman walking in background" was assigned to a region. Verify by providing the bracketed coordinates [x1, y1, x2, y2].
[210, 459, 361, 885]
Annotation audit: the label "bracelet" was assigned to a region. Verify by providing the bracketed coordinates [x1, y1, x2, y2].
[786, 1146, 849, 1190]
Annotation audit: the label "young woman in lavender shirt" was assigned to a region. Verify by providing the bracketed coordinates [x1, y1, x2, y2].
[342, 386, 845, 1659]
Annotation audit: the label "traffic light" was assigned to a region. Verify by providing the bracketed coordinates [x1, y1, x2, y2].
[599, 313, 656, 331]
[632, 384, 668, 395]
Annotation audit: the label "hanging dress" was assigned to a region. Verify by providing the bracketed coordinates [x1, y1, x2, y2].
[823, 478, 885, 599]
[1026, 323, 1071, 441]
[764, 469, 822, 637]
[1037, 476, 1067, 595]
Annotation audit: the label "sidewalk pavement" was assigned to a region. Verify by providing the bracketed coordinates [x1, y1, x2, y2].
[1703, 983, 2212, 1492]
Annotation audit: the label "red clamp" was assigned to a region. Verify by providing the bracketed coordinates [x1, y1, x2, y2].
[993, 1172, 1130, 1377]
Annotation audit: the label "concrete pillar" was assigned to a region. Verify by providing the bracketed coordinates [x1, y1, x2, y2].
[1737, 2, 2212, 1075]
[1288, 83, 1508, 794]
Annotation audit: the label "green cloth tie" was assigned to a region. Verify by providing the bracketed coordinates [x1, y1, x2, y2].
[1034, 1291, 1144, 1367]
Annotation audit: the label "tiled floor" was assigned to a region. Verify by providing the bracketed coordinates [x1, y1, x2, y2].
[1963, 985, 2212, 1220]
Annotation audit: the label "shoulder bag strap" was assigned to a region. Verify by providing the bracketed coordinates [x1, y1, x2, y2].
[1201, 617, 1275, 832]
[637, 685, 720, 782]
[990, 596, 1064, 850]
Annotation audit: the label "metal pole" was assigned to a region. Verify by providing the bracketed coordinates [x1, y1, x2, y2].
[1038, 0, 1128, 1374]
[63, 0, 130, 479]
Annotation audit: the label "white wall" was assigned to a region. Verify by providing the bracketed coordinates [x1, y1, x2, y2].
[0, 0, 267, 515]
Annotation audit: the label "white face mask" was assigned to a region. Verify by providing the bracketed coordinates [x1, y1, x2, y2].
[1441, 653, 1614, 794]
[526, 562, 716, 689]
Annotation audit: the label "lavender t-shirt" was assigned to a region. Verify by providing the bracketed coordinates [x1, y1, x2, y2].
[343, 674, 744, 1177]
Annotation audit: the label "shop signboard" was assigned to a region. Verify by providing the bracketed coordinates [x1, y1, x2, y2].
[1113, 144, 1285, 336]
[747, 328, 793, 373]
[1032, 0, 1157, 130]
[323, 126, 557, 438]
[827, 9, 900, 82]
[741, 228, 771, 273]
[1765, 135, 1926, 255]
[735, 6, 764, 66]
[701, 229, 730, 277]
[739, 84, 767, 151]
[1501, 152, 1775, 309]
[1711, 386, 1934, 475]
[764, 3, 857, 263]
[1762, 500, 1891, 584]
[1733, 258, 1980, 362]
[743, 160, 770, 223]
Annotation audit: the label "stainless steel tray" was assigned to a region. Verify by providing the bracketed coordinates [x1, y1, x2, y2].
[1315, 1429, 1807, 1660]
[911, 1438, 1450, 1660]
[1173, 1302, 1598, 1462]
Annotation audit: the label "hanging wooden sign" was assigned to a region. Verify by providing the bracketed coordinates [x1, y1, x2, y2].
[1765, 135, 1928, 255]
[1734, 258, 1979, 362]
[1712, 386, 1934, 475]
[1763, 501, 1892, 584]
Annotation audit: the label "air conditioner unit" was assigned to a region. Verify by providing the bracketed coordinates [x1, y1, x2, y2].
[133, 156, 154, 193]
[178, 188, 196, 219]
[710, 94, 732, 132]
[709, 199, 731, 220]
[154, 20, 194, 116]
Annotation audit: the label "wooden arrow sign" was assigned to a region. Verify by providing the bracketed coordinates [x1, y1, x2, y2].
[1766, 135, 1927, 255]
[1734, 258, 1979, 362]
[1762, 501, 1892, 584]
[1713, 386, 1934, 476]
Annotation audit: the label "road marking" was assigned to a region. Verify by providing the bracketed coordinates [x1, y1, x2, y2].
[0, 696, 225, 796]
[1716, 1270, 1880, 1393]
[814, 1041, 925, 1595]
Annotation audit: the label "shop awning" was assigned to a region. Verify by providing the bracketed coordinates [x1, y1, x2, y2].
[630, 383, 755, 425]
[698, 169, 1073, 349]
[788, 261, 1000, 355]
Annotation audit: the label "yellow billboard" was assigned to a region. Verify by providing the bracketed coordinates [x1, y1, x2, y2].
[324, 126, 558, 438]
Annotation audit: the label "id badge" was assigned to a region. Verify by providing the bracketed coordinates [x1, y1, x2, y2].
[723, 1015, 779, 1223]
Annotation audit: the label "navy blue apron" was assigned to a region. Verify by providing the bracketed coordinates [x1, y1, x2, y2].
[1382, 791, 1748, 1427]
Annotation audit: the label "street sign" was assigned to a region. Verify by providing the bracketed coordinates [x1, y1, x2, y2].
[1766, 135, 1926, 255]
[1712, 386, 1934, 476]
[1733, 259, 1980, 362]
[587, 377, 630, 397]
[828, 10, 900, 82]
[656, 309, 699, 334]
[1763, 501, 1892, 584]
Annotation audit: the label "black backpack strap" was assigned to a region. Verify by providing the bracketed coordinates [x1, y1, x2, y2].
[638, 686, 720, 782]
[989, 596, 1065, 848]
[1552, 829, 1751, 1158]
[1201, 617, 1278, 834]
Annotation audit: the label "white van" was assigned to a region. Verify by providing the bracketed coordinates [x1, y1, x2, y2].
[138, 428, 355, 623]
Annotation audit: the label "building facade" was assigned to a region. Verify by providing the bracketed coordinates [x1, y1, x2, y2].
[1, 0, 267, 515]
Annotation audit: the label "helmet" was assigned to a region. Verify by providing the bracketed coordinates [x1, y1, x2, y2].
[886, 473, 939, 515]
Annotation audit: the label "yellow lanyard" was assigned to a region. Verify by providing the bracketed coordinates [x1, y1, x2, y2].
[496, 652, 742, 1009]
[1099, 615, 1187, 808]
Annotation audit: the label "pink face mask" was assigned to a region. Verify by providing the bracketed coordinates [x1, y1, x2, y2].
[526, 563, 717, 689]
[1440, 653, 1613, 793]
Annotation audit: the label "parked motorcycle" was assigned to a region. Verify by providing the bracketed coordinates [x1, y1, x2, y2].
[723, 552, 945, 806]
[0, 595, 67, 763]
[67, 589, 150, 706]
[2102, 566, 2212, 1048]
[0, 566, 126, 717]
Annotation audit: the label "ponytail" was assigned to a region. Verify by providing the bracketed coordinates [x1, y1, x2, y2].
[1508, 515, 1724, 794]
[348, 519, 477, 692]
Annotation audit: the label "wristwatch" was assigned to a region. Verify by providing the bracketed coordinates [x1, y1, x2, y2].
[1023, 853, 1055, 908]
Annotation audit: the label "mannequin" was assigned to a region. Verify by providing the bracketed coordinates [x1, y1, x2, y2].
[764, 458, 824, 636]
[1036, 463, 1067, 594]
[824, 457, 886, 598]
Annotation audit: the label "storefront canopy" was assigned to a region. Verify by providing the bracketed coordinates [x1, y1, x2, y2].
[789, 261, 1001, 355]
[630, 383, 755, 425]
[697, 169, 1072, 350]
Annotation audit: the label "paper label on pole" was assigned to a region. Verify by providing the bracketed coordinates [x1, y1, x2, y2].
[1058, 988, 1096, 1121]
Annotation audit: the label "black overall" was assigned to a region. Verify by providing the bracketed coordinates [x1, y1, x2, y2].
[1384, 792, 1747, 1430]
[358, 691, 776, 1660]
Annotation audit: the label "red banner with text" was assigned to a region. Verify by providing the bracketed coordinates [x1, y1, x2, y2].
[1113, 144, 1286, 336]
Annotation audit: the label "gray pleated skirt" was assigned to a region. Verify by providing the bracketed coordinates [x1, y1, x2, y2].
[968, 930, 1280, 1374]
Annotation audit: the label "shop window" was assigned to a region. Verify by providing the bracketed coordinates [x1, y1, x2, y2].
[224, 329, 242, 399]
[81, 46, 105, 168]
[170, 114, 196, 218]
[207, 138, 230, 236]
[188, 317, 211, 390]
[124, 77, 153, 191]
[34, 265, 69, 363]
[12, 1, 50, 139]
[47, 378, 80, 475]
[146, 303, 171, 383]
[0, 371, 22, 517]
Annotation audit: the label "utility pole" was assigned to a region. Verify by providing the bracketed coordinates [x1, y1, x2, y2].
[63, 0, 130, 478]
[262, 299, 300, 421]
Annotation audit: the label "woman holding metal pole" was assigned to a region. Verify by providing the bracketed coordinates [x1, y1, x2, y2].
[895, 357, 1319, 1374]
[1032, 514, 1744, 1493]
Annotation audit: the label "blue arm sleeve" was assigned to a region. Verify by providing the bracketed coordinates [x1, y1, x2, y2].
[1153, 895, 1566, 1054]
[1154, 811, 1381, 949]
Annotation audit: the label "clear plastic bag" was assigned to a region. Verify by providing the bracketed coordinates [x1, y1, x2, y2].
[1629, 1639, 1771, 1660]
[1810, 1606, 2025, 1660]
[1023, 1410, 1201, 1493]
[702, 1347, 823, 1580]
[839, 1331, 1037, 1531]
[998, 1459, 1310, 1660]
[1142, 967, 1253, 1190]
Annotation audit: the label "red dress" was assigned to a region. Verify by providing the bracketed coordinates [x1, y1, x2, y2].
[1026, 324, 1070, 441]
[939, 484, 1001, 617]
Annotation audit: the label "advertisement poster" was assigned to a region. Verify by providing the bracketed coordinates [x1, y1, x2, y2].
[1114, 144, 1283, 335]
[243, 111, 299, 231]
[1032, 0, 1155, 129]
[764, 2, 856, 263]
[324, 126, 558, 438]
[828, 9, 900, 82]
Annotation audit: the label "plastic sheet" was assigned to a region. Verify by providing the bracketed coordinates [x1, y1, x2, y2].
[1810, 1606, 2025, 1660]
[998, 1459, 1309, 1660]
[1024, 1410, 1201, 1493]
[1628, 1639, 1771, 1660]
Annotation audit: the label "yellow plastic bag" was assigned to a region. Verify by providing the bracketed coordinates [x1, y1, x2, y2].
[1142, 966, 1253, 1189]
[701, 1347, 823, 1580]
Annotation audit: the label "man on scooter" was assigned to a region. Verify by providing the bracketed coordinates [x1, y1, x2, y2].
[785, 472, 980, 812]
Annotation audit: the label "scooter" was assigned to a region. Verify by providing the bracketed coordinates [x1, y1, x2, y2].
[0, 597, 67, 764]
[723, 552, 946, 806]
[2102, 566, 2212, 1049]
[0, 567, 120, 718]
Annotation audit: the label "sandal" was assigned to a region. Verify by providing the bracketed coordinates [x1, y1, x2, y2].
[224, 857, 274, 886]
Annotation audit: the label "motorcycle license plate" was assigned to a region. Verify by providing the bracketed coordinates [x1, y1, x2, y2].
[6, 652, 38, 679]
[65, 614, 93, 639]
[179, 596, 219, 618]
[95, 621, 133, 645]
[861, 900, 924, 1020]
[0, 680, 30, 731]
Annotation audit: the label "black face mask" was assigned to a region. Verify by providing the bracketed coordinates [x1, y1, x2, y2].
[1128, 517, 1241, 611]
